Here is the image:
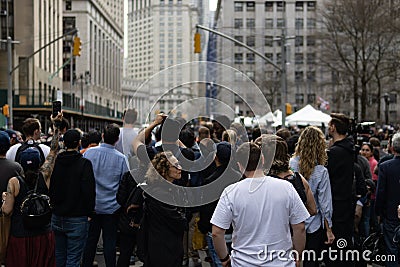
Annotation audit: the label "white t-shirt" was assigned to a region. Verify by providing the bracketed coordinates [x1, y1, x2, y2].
[6, 142, 50, 161]
[115, 127, 138, 157]
[211, 176, 310, 267]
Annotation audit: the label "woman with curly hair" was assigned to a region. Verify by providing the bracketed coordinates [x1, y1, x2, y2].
[289, 126, 335, 267]
[139, 151, 187, 267]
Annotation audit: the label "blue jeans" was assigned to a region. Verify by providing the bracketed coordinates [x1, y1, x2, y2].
[383, 219, 400, 267]
[206, 232, 222, 267]
[82, 214, 119, 267]
[51, 215, 89, 267]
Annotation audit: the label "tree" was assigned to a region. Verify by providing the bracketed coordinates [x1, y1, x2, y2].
[318, 0, 400, 121]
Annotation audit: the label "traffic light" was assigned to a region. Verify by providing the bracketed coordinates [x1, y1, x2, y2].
[2, 104, 9, 117]
[194, 32, 201, 53]
[285, 103, 292, 115]
[72, 36, 82, 57]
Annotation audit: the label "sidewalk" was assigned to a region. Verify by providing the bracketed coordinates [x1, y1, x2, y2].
[94, 250, 209, 267]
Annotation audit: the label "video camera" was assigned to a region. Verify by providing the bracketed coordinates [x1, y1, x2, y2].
[348, 118, 375, 145]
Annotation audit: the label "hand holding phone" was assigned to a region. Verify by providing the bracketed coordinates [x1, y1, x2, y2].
[52, 101, 62, 117]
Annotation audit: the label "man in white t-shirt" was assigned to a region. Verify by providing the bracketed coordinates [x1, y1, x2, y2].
[211, 142, 309, 267]
[115, 108, 138, 158]
[6, 118, 50, 161]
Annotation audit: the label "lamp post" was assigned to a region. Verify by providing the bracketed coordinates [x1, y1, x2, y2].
[75, 71, 90, 129]
[383, 93, 390, 125]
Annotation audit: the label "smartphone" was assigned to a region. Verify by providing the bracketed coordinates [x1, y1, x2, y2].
[52, 101, 62, 117]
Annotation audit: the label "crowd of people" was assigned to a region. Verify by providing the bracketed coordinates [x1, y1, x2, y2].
[0, 108, 399, 267]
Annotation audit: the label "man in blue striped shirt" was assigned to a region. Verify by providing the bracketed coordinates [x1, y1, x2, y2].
[82, 124, 128, 267]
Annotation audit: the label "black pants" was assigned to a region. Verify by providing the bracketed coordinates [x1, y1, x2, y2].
[324, 220, 355, 267]
[303, 227, 323, 267]
[117, 231, 136, 267]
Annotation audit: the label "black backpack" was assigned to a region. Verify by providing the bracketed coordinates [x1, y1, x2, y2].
[18, 175, 52, 229]
[283, 172, 307, 204]
[15, 140, 45, 166]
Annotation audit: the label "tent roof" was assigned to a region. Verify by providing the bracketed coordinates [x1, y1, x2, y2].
[285, 104, 331, 126]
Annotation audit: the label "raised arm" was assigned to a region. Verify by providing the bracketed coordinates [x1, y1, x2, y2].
[40, 112, 62, 188]
[132, 113, 166, 155]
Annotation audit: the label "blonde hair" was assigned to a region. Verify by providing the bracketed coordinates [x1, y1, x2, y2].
[222, 129, 237, 147]
[145, 151, 174, 183]
[293, 126, 327, 179]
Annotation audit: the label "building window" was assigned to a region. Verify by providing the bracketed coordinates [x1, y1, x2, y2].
[307, 1, 316, 11]
[234, 53, 243, 64]
[247, 18, 255, 28]
[247, 36, 255, 47]
[307, 93, 316, 104]
[307, 71, 316, 81]
[234, 1, 244, 11]
[234, 36, 243, 45]
[307, 36, 316, 46]
[295, 18, 304, 29]
[389, 93, 397, 104]
[247, 1, 255, 11]
[247, 53, 255, 64]
[277, 1, 285, 11]
[265, 2, 273, 11]
[66, 0, 72, 10]
[296, 1, 304, 11]
[265, 36, 273, 46]
[295, 53, 303, 64]
[277, 18, 285, 28]
[276, 53, 282, 65]
[235, 72, 244, 81]
[307, 53, 315, 64]
[295, 36, 304, 46]
[246, 71, 255, 81]
[265, 18, 273, 28]
[307, 18, 316, 28]
[234, 18, 243, 28]
[265, 53, 273, 60]
[295, 71, 304, 81]
[295, 93, 304, 105]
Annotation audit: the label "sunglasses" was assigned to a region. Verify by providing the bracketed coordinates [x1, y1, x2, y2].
[171, 162, 182, 169]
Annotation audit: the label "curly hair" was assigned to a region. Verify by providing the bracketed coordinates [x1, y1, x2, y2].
[145, 151, 174, 183]
[293, 126, 327, 179]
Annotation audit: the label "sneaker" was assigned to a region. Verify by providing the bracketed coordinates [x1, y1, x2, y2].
[96, 247, 104, 255]
[92, 261, 98, 267]
[182, 258, 188, 266]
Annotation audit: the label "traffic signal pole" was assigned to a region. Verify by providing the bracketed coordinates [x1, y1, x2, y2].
[3, 28, 78, 128]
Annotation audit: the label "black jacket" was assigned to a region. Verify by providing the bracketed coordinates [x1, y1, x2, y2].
[198, 165, 241, 234]
[49, 150, 96, 217]
[327, 137, 355, 223]
[375, 156, 400, 221]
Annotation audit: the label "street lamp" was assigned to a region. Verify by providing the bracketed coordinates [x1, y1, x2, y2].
[383, 93, 390, 125]
[74, 71, 90, 128]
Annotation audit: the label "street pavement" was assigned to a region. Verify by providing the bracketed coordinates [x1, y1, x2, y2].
[94, 250, 209, 267]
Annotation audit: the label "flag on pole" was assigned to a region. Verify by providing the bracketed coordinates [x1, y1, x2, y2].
[317, 96, 330, 110]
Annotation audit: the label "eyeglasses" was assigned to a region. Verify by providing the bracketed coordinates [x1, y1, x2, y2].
[171, 162, 182, 170]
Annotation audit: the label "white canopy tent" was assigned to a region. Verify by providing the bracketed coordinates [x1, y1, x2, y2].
[258, 112, 276, 125]
[285, 104, 331, 126]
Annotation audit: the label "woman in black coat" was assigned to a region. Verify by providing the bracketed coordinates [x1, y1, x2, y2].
[139, 151, 187, 267]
